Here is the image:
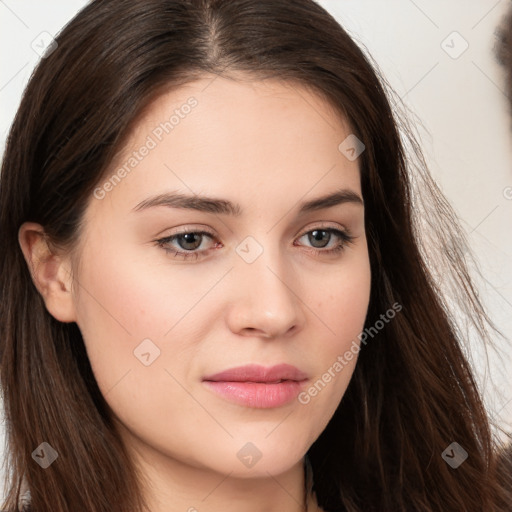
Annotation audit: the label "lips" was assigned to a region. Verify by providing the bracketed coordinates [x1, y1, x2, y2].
[202, 363, 308, 383]
[202, 363, 309, 408]
[203, 364, 308, 409]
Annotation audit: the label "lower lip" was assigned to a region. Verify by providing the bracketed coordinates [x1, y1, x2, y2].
[202, 380, 307, 408]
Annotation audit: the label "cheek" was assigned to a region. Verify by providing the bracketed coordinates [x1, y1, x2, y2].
[72, 251, 204, 448]
[72, 244, 204, 393]
[299, 248, 371, 421]
[313, 245, 371, 350]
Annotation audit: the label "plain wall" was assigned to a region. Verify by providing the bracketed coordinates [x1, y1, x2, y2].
[1, 0, 511, 497]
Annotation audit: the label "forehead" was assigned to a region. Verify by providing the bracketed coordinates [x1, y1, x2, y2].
[119, 74, 354, 160]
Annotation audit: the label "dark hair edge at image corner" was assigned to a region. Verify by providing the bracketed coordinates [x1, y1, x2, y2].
[0, 0, 511, 510]
[495, 4, 512, 501]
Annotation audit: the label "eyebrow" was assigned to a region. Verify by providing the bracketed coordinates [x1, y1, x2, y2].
[131, 188, 363, 216]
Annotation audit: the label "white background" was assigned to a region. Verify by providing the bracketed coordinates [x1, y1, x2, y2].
[1, 0, 511, 496]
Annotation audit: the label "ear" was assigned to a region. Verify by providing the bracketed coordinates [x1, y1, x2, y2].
[18, 222, 77, 323]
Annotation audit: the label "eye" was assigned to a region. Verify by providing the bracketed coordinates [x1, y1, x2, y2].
[154, 229, 219, 260]
[154, 225, 355, 261]
[295, 227, 355, 256]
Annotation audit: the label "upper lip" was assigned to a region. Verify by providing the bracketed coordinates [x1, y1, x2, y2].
[202, 364, 308, 383]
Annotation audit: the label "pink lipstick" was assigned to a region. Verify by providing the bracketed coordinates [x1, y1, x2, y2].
[202, 363, 308, 408]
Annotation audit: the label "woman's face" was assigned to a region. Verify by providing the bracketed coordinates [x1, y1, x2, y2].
[69, 75, 371, 480]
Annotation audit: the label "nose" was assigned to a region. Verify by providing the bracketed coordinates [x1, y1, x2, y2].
[225, 241, 306, 339]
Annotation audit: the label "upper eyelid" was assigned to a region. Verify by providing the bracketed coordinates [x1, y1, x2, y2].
[163, 221, 348, 238]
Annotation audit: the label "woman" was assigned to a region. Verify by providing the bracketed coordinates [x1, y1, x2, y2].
[0, 0, 510, 510]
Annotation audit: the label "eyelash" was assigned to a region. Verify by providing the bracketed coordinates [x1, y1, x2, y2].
[154, 226, 355, 261]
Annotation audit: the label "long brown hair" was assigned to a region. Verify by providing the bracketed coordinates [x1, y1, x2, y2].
[1, 1, 510, 510]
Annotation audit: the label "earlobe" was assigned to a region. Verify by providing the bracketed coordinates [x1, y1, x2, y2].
[17, 222, 77, 323]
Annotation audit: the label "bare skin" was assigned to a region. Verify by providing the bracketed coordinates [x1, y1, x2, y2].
[19, 74, 371, 512]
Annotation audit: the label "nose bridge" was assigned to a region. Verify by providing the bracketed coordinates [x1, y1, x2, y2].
[228, 233, 304, 337]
